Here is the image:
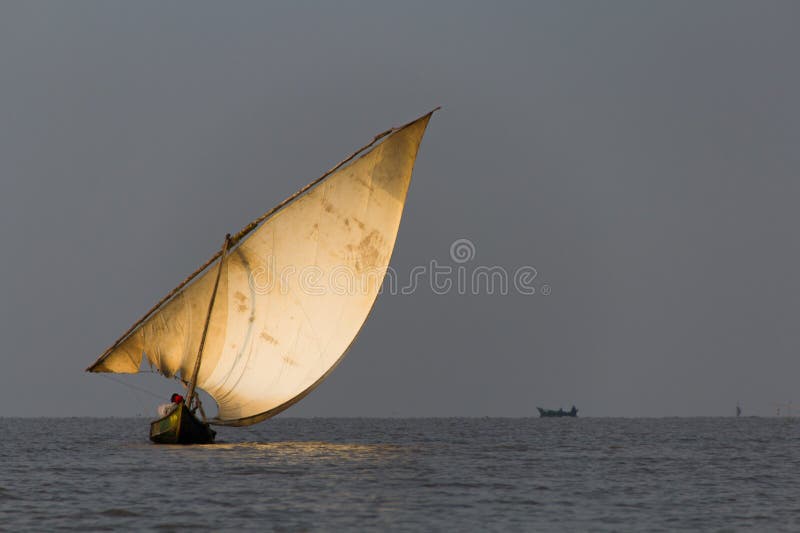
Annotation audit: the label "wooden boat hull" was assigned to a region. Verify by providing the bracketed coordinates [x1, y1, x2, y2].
[150, 403, 216, 444]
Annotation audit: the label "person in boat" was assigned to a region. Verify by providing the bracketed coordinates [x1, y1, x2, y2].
[157, 393, 184, 417]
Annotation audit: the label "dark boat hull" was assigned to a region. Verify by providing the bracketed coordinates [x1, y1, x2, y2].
[150, 403, 216, 444]
[537, 407, 578, 418]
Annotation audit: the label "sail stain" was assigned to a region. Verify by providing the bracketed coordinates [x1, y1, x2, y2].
[260, 331, 278, 345]
[233, 290, 249, 312]
[322, 199, 336, 214]
[356, 230, 384, 272]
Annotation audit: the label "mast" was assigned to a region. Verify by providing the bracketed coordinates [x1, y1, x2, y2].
[185, 233, 231, 408]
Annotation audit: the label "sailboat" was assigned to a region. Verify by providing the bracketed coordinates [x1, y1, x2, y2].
[86, 109, 437, 444]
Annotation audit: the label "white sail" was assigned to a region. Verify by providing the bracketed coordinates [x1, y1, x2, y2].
[87, 112, 433, 426]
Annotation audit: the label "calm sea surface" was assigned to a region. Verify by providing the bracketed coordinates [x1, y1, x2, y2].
[1, 417, 799, 531]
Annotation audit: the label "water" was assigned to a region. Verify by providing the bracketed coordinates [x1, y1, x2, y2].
[1, 417, 799, 531]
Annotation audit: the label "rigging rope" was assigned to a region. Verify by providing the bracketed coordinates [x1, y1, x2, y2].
[98, 373, 163, 400]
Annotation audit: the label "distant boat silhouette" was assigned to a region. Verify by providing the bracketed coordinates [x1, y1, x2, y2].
[538, 406, 578, 417]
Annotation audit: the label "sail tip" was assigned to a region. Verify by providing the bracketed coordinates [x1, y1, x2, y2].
[390, 107, 439, 136]
[85, 348, 112, 372]
[416, 106, 441, 122]
[85, 361, 104, 373]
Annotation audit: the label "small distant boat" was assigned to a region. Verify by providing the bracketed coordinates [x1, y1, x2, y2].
[537, 406, 578, 417]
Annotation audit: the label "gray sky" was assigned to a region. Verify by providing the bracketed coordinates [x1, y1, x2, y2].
[2, 1, 799, 417]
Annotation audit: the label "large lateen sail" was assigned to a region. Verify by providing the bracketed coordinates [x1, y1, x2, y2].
[87, 111, 434, 426]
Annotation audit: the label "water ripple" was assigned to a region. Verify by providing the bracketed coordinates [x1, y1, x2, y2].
[2, 417, 799, 531]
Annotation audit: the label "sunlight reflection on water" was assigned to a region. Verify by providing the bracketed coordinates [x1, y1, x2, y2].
[185, 440, 408, 461]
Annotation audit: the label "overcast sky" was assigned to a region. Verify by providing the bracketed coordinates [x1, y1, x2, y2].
[2, 1, 799, 418]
